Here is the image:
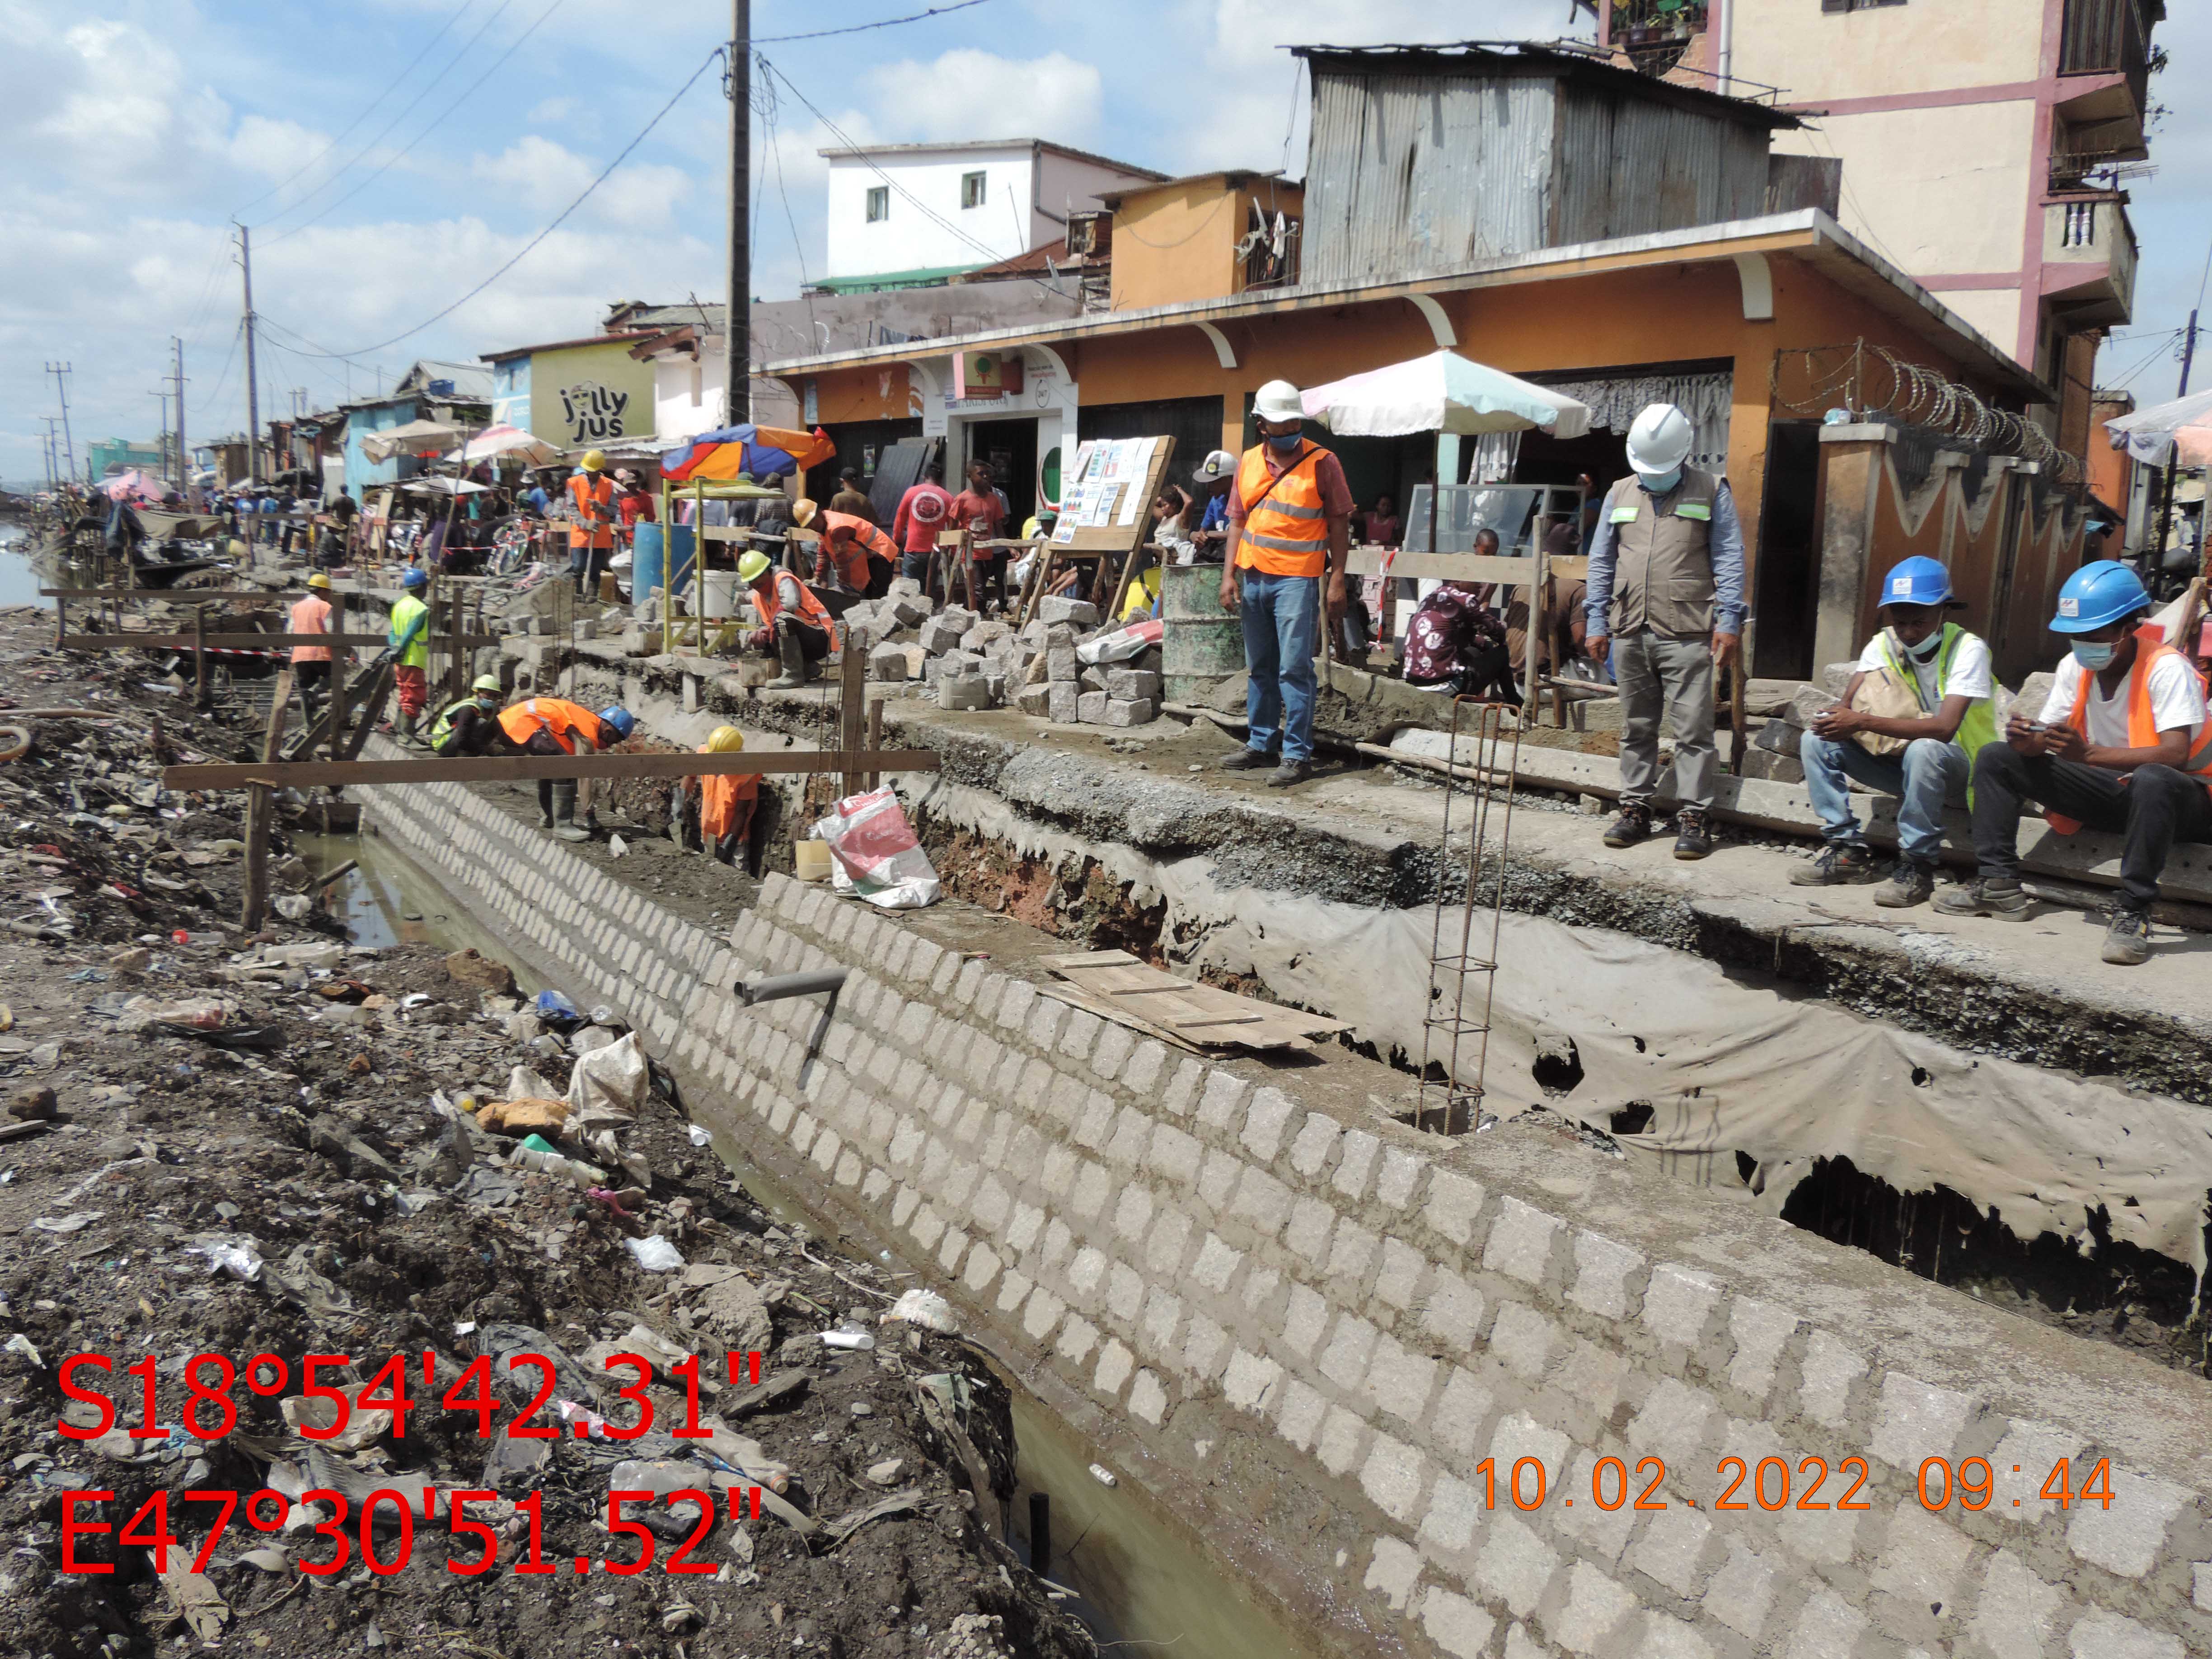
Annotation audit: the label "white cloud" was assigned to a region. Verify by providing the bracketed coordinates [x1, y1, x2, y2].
[471, 135, 694, 229]
[862, 50, 1104, 147]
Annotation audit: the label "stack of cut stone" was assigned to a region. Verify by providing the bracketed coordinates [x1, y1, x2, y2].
[839, 579, 1046, 712]
[1012, 596, 1163, 728]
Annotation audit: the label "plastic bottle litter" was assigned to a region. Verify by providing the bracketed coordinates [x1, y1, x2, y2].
[820, 1327, 876, 1351]
[507, 1141, 608, 1190]
[1088, 1463, 1117, 1488]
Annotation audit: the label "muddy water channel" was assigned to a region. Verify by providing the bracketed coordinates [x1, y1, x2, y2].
[300, 822, 1317, 1659]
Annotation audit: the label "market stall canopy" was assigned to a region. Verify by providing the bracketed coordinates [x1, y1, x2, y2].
[1300, 350, 1592, 438]
[97, 471, 155, 501]
[447, 424, 562, 466]
[2105, 389, 2212, 469]
[661, 422, 837, 483]
[362, 418, 464, 464]
[398, 476, 492, 495]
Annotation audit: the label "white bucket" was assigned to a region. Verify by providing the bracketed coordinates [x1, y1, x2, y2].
[699, 569, 743, 619]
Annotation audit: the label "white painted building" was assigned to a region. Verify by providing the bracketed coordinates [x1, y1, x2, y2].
[817, 139, 1163, 289]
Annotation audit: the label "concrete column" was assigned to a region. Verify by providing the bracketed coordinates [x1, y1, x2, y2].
[1810, 422, 1896, 674]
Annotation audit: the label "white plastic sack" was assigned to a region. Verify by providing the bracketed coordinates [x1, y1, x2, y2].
[814, 788, 940, 910]
[881, 1288, 958, 1332]
[567, 1030, 649, 1126]
[626, 1235, 685, 1273]
[1075, 618, 1162, 666]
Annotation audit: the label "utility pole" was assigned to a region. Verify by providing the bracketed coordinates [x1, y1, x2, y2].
[723, 0, 751, 427]
[41, 419, 61, 493]
[150, 390, 172, 487]
[46, 363, 77, 483]
[172, 337, 189, 505]
[238, 222, 263, 487]
[2154, 308, 2199, 573]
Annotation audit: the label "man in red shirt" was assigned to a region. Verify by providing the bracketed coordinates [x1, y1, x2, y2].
[613, 469, 656, 535]
[949, 460, 1011, 610]
[890, 463, 953, 589]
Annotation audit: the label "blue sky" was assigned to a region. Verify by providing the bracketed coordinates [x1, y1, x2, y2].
[1, 0, 2203, 491]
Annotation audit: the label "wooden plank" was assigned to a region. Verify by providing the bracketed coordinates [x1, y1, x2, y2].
[1036, 983, 1206, 1057]
[1046, 953, 1347, 1049]
[162, 749, 944, 791]
[339, 667, 395, 762]
[60, 633, 496, 650]
[1343, 550, 1548, 584]
[839, 645, 866, 798]
[242, 782, 274, 932]
[40, 588, 329, 601]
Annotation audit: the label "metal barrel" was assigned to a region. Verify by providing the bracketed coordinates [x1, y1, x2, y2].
[1161, 562, 1243, 702]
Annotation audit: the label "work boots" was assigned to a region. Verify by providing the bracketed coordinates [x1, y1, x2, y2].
[765, 624, 811, 690]
[549, 780, 588, 842]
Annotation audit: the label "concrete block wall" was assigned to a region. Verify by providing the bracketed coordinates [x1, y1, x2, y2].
[361, 764, 2212, 1659]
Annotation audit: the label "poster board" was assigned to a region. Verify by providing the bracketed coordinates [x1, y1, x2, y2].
[1051, 436, 1176, 551]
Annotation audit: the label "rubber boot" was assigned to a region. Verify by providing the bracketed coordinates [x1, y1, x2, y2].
[394, 708, 419, 745]
[765, 624, 809, 690]
[550, 779, 588, 842]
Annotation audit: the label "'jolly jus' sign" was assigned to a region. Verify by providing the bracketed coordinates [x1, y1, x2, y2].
[559, 382, 631, 444]
[528, 342, 655, 450]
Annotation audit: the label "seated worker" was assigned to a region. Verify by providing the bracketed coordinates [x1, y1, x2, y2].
[1937, 559, 2212, 964]
[1401, 578, 1518, 702]
[499, 696, 636, 839]
[427, 675, 512, 758]
[1793, 557, 1993, 907]
[739, 549, 839, 690]
[792, 498, 896, 597]
[679, 725, 761, 869]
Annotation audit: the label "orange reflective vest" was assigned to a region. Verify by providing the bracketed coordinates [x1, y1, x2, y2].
[694, 747, 760, 839]
[288, 595, 333, 663]
[750, 572, 841, 650]
[1234, 441, 1331, 579]
[499, 696, 602, 754]
[567, 473, 616, 549]
[2048, 636, 2212, 833]
[815, 511, 896, 590]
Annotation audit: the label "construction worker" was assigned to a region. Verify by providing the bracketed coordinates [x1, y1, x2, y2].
[793, 498, 896, 597]
[1583, 403, 1747, 861]
[1793, 556, 1995, 908]
[567, 449, 617, 600]
[679, 725, 761, 869]
[427, 674, 511, 758]
[289, 572, 337, 722]
[739, 548, 839, 690]
[382, 566, 432, 740]
[1938, 561, 2212, 964]
[1218, 379, 1354, 788]
[499, 695, 637, 840]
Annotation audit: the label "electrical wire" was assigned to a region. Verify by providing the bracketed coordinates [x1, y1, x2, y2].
[759, 57, 815, 308]
[232, 0, 483, 219]
[261, 0, 566, 249]
[256, 0, 520, 234]
[272, 47, 725, 361]
[755, 0, 989, 43]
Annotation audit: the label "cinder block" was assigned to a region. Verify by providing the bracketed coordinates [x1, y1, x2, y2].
[1192, 1232, 1242, 1294]
[1102, 697, 1158, 726]
[1317, 1405, 1367, 1477]
[1281, 1283, 1331, 1358]
[1490, 1301, 1556, 1381]
[1333, 1129, 1381, 1201]
[1870, 1505, 1974, 1629]
[1375, 1238, 1425, 1310]
[1106, 667, 1163, 701]
[1554, 1450, 1638, 1564]
[1229, 1163, 1293, 1237]
[1284, 1196, 1335, 1267]
[1626, 1377, 1719, 1470]
[1277, 1378, 1329, 1451]
[1419, 1265, 1486, 1350]
[1040, 595, 1099, 627]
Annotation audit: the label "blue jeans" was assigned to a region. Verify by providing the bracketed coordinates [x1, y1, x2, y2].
[1239, 569, 1320, 763]
[1799, 731, 1968, 865]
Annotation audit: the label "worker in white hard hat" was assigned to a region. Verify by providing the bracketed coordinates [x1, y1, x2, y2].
[1583, 403, 1747, 861]
[1217, 382, 1354, 787]
[1190, 449, 1238, 553]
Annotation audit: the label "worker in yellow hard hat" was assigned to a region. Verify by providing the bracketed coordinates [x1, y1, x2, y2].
[678, 724, 761, 868]
[567, 450, 615, 600]
[739, 548, 840, 690]
[289, 570, 337, 722]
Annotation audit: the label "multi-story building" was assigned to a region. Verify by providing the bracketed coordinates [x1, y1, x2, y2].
[1602, 0, 2160, 439]
[816, 139, 1163, 293]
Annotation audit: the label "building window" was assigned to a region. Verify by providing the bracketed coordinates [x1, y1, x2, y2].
[866, 186, 889, 223]
[961, 170, 987, 210]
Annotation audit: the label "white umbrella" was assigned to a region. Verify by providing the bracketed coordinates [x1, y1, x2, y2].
[362, 418, 463, 464]
[447, 424, 562, 466]
[398, 475, 491, 495]
[1301, 350, 1591, 438]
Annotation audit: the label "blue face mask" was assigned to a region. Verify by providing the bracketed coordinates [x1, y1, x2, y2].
[2070, 639, 2117, 671]
[1639, 468, 1681, 496]
[1265, 430, 1303, 454]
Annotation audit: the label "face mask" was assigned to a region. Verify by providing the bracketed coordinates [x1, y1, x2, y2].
[1890, 627, 1943, 663]
[1639, 468, 1681, 496]
[2070, 640, 2117, 671]
[1265, 430, 1303, 454]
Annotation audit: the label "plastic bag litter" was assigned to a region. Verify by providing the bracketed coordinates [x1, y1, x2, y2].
[1075, 617, 1162, 666]
[626, 1234, 685, 1273]
[184, 1234, 263, 1282]
[568, 1031, 649, 1125]
[536, 989, 582, 1026]
[881, 1288, 958, 1333]
[813, 787, 940, 910]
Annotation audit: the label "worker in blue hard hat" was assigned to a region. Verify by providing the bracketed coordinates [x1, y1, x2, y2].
[1792, 556, 1994, 908]
[1936, 559, 2212, 965]
[497, 695, 637, 841]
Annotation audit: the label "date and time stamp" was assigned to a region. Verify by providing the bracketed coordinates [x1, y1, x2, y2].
[47, 1348, 2127, 1578]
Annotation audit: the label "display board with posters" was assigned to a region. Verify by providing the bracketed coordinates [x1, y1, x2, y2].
[1020, 435, 1176, 625]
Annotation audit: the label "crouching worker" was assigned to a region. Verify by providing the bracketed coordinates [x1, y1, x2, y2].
[1793, 557, 1993, 907]
[498, 695, 637, 840]
[739, 549, 839, 689]
[427, 675, 511, 758]
[680, 725, 761, 870]
[1937, 560, 2212, 964]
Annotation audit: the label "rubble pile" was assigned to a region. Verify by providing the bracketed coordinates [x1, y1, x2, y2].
[844, 584, 1165, 729]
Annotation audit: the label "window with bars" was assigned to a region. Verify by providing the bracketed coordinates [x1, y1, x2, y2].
[865, 186, 889, 223]
[960, 171, 987, 210]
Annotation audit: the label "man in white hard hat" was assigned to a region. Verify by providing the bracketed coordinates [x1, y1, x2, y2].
[1583, 403, 1746, 860]
[1190, 449, 1238, 553]
[1217, 382, 1354, 787]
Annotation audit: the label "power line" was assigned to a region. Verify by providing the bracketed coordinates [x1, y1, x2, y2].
[232, 0, 482, 218]
[256, 0, 519, 233]
[262, 0, 565, 249]
[268, 46, 724, 361]
[754, 0, 989, 43]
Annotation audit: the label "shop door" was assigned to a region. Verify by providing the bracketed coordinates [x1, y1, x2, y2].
[966, 418, 1038, 528]
[1750, 419, 1824, 680]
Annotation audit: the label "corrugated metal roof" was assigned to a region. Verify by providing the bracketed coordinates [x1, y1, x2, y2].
[1288, 40, 1799, 127]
